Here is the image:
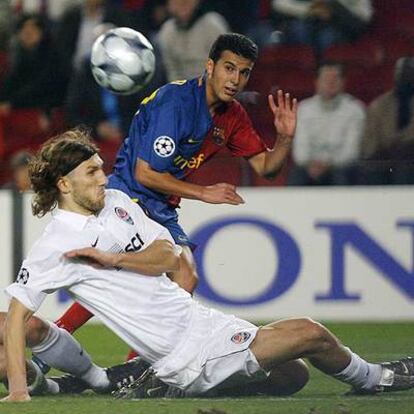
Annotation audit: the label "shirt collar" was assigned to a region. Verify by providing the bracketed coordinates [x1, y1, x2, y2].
[52, 208, 97, 231]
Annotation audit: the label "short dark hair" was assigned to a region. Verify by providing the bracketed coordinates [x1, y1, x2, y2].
[208, 33, 258, 63]
[317, 60, 345, 78]
[29, 129, 99, 217]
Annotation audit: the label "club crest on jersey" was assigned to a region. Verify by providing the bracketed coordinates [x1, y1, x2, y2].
[231, 331, 251, 344]
[115, 207, 134, 225]
[212, 127, 225, 145]
[154, 136, 175, 157]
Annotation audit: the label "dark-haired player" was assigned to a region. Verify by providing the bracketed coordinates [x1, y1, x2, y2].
[52, 33, 297, 358]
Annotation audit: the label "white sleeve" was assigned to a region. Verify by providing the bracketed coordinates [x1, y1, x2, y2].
[292, 103, 312, 166]
[4, 244, 72, 312]
[335, 102, 366, 165]
[272, 0, 310, 18]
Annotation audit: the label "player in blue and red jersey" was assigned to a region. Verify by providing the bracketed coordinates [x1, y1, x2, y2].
[52, 33, 298, 353]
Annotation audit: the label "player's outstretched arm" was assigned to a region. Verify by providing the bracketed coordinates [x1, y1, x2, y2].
[248, 90, 297, 178]
[65, 239, 181, 276]
[136, 160, 244, 205]
[1, 299, 33, 402]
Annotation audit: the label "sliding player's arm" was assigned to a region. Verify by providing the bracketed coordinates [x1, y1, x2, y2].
[248, 90, 297, 178]
[136, 159, 244, 205]
[2, 298, 33, 402]
[65, 239, 181, 276]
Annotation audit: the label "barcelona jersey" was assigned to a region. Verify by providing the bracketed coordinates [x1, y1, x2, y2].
[108, 76, 267, 244]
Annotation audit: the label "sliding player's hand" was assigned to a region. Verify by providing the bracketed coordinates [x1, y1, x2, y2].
[200, 183, 245, 205]
[268, 90, 297, 140]
[64, 247, 116, 268]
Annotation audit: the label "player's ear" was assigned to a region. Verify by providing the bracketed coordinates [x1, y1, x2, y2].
[206, 59, 214, 79]
[57, 176, 71, 194]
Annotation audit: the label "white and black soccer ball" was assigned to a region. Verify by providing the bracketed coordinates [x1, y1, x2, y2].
[91, 27, 156, 95]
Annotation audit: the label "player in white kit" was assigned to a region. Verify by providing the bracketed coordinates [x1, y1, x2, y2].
[3, 130, 414, 402]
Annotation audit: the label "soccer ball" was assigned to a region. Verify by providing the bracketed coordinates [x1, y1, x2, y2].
[90, 27, 156, 95]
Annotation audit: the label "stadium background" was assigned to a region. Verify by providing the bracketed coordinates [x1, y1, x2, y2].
[0, 1, 413, 412]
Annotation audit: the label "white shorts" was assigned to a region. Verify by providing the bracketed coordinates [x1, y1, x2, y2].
[152, 302, 267, 395]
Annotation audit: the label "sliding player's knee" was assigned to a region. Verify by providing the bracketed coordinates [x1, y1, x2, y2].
[299, 318, 338, 352]
[26, 317, 50, 347]
[266, 359, 309, 396]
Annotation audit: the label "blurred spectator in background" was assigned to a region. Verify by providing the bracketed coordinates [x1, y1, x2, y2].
[205, 0, 260, 36]
[2, 150, 32, 192]
[0, 0, 12, 51]
[289, 61, 365, 186]
[271, 0, 373, 58]
[157, 0, 228, 82]
[10, 0, 80, 27]
[128, 0, 169, 41]
[56, 0, 132, 81]
[0, 14, 67, 117]
[361, 56, 414, 185]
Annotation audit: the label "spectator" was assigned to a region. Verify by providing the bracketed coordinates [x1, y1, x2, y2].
[272, 0, 373, 58]
[289, 61, 365, 186]
[157, 0, 228, 82]
[0, 14, 67, 115]
[2, 150, 33, 192]
[0, 0, 12, 51]
[55, 0, 132, 79]
[10, 0, 80, 26]
[360, 56, 414, 185]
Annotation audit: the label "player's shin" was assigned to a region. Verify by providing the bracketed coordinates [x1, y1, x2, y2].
[31, 323, 109, 391]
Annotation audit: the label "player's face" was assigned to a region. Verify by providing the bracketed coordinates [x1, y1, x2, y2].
[206, 50, 254, 104]
[65, 154, 107, 214]
[316, 67, 344, 100]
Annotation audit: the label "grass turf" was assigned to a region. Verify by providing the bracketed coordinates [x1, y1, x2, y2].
[0, 322, 413, 414]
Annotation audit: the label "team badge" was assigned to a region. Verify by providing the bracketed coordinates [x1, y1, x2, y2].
[231, 331, 251, 344]
[154, 136, 175, 157]
[212, 127, 225, 145]
[115, 207, 134, 225]
[16, 267, 29, 285]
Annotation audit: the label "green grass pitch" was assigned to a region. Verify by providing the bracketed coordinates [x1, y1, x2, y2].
[0, 322, 413, 414]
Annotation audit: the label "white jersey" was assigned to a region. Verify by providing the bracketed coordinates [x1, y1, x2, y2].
[5, 189, 194, 364]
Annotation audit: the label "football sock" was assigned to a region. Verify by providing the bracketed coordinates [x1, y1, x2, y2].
[31, 323, 109, 389]
[55, 302, 94, 334]
[333, 349, 382, 390]
[126, 350, 138, 361]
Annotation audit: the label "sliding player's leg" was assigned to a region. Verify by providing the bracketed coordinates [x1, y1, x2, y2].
[250, 317, 414, 393]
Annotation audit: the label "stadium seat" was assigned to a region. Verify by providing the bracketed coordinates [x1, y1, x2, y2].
[257, 44, 316, 70]
[323, 38, 384, 68]
[249, 66, 314, 101]
[381, 34, 414, 64]
[345, 65, 394, 104]
[0, 51, 8, 87]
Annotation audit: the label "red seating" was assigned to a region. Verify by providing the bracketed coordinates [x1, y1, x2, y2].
[0, 51, 8, 86]
[257, 44, 316, 70]
[323, 38, 384, 68]
[381, 34, 414, 63]
[250, 66, 314, 101]
[346, 64, 394, 103]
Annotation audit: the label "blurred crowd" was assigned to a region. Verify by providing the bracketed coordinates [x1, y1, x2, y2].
[0, 0, 413, 190]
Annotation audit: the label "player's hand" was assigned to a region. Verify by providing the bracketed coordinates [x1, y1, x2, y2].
[268, 90, 297, 141]
[1, 391, 31, 402]
[200, 183, 245, 205]
[64, 247, 117, 268]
